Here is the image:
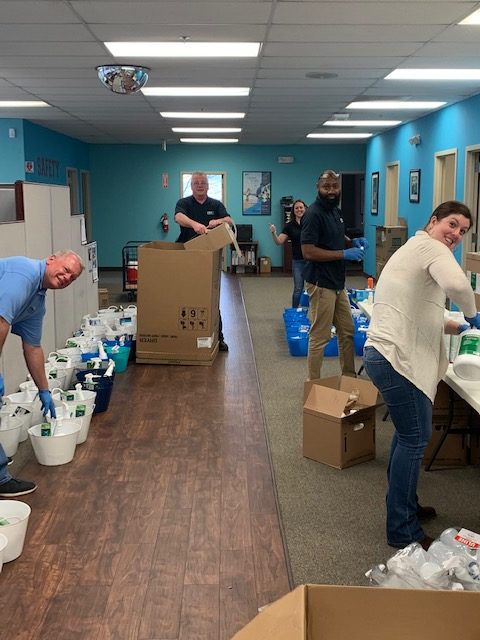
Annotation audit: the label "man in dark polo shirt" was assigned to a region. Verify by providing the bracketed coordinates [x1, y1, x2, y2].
[301, 169, 368, 380]
[175, 171, 234, 352]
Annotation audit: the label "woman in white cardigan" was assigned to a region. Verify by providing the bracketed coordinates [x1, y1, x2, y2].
[363, 201, 479, 550]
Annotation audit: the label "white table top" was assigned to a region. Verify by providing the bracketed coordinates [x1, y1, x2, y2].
[444, 364, 480, 414]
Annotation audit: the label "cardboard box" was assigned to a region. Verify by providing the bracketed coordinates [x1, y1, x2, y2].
[422, 381, 478, 466]
[303, 376, 382, 469]
[232, 583, 480, 640]
[465, 251, 480, 310]
[98, 287, 109, 309]
[376, 259, 386, 279]
[136, 223, 236, 365]
[376, 222, 407, 261]
[258, 256, 271, 273]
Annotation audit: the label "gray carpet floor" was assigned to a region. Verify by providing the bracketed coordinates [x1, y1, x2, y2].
[240, 275, 480, 586]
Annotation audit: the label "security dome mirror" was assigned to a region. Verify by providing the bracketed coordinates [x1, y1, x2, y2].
[96, 65, 150, 95]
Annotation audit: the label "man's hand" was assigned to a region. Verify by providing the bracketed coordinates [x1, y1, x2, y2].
[38, 389, 56, 419]
[0, 372, 4, 397]
[352, 237, 369, 250]
[343, 247, 364, 262]
[192, 221, 208, 235]
[207, 219, 224, 229]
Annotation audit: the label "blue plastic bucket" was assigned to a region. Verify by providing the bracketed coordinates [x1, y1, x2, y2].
[75, 369, 114, 414]
[287, 333, 309, 357]
[299, 290, 309, 308]
[105, 345, 130, 373]
[324, 335, 338, 357]
[354, 328, 368, 356]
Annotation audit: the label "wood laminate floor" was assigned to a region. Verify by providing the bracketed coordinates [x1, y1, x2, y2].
[0, 274, 290, 640]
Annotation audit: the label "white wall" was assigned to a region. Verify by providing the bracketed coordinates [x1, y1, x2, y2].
[0, 183, 98, 394]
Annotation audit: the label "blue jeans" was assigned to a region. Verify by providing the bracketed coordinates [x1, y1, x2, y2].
[0, 443, 12, 485]
[292, 259, 305, 308]
[363, 347, 432, 546]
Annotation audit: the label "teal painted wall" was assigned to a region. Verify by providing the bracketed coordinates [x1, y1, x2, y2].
[23, 121, 89, 187]
[364, 93, 480, 277]
[0, 119, 25, 181]
[89, 143, 366, 266]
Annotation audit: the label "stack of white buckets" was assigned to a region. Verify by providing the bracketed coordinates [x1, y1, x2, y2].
[0, 303, 133, 570]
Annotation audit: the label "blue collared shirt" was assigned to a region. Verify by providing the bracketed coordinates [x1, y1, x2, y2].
[0, 256, 47, 346]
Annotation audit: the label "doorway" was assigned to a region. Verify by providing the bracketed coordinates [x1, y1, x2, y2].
[433, 149, 457, 208]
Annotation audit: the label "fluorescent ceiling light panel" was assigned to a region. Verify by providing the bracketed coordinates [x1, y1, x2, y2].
[459, 8, 480, 24]
[0, 100, 49, 107]
[160, 111, 245, 119]
[307, 133, 372, 139]
[105, 42, 260, 57]
[180, 138, 239, 143]
[386, 69, 480, 80]
[172, 127, 241, 133]
[347, 101, 446, 109]
[143, 87, 249, 96]
[323, 120, 401, 127]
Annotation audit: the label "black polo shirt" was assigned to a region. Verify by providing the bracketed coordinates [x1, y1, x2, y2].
[175, 195, 229, 243]
[282, 219, 303, 260]
[301, 195, 347, 290]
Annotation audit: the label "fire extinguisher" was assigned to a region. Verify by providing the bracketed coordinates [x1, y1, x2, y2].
[161, 212, 169, 233]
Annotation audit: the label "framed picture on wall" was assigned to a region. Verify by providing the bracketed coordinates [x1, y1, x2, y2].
[242, 171, 271, 215]
[371, 172, 379, 215]
[409, 169, 421, 203]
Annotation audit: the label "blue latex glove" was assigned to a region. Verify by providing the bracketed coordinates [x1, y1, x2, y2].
[0, 373, 4, 397]
[38, 389, 56, 419]
[464, 313, 480, 329]
[457, 323, 470, 334]
[343, 247, 364, 262]
[352, 237, 369, 250]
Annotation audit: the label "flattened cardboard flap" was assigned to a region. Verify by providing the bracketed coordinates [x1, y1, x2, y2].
[304, 385, 354, 419]
[185, 222, 236, 252]
[304, 376, 381, 408]
[232, 586, 306, 639]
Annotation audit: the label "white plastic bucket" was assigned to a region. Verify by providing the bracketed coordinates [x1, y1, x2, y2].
[51, 388, 96, 415]
[57, 347, 83, 366]
[28, 418, 81, 466]
[0, 532, 8, 573]
[453, 328, 480, 380]
[0, 500, 31, 562]
[54, 402, 95, 444]
[47, 353, 75, 389]
[19, 367, 68, 393]
[0, 413, 23, 457]
[3, 391, 42, 440]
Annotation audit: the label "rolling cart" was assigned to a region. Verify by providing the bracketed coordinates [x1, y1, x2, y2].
[122, 241, 149, 301]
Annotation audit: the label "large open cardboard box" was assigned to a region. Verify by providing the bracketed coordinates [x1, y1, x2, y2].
[375, 219, 407, 261]
[136, 223, 236, 365]
[303, 376, 382, 469]
[232, 584, 480, 639]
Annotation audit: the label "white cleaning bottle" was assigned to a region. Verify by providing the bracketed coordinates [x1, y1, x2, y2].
[97, 340, 108, 361]
[75, 382, 85, 400]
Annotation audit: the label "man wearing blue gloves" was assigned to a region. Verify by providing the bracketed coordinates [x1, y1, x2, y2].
[0, 250, 84, 497]
[301, 169, 368, 380]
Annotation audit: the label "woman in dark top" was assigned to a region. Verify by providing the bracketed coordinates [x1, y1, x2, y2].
[269, 199, 307, 307]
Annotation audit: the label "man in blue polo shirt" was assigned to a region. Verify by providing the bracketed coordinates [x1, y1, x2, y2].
[175, 171, 234, 352]
[301, 170, 368, 380]
[0, 250, 84, 497]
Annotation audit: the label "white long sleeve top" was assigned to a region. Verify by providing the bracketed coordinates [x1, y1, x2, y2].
[365, 231, 476, 402]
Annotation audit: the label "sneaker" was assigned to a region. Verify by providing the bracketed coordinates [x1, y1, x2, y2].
[7, 457, 13, 466]
[0, 478, 37, 497]
[417, 505, 437, 521]
[219, 340, 229, 352]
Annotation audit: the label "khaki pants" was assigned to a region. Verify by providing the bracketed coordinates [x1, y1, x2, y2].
[305, 284, 355, 380]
